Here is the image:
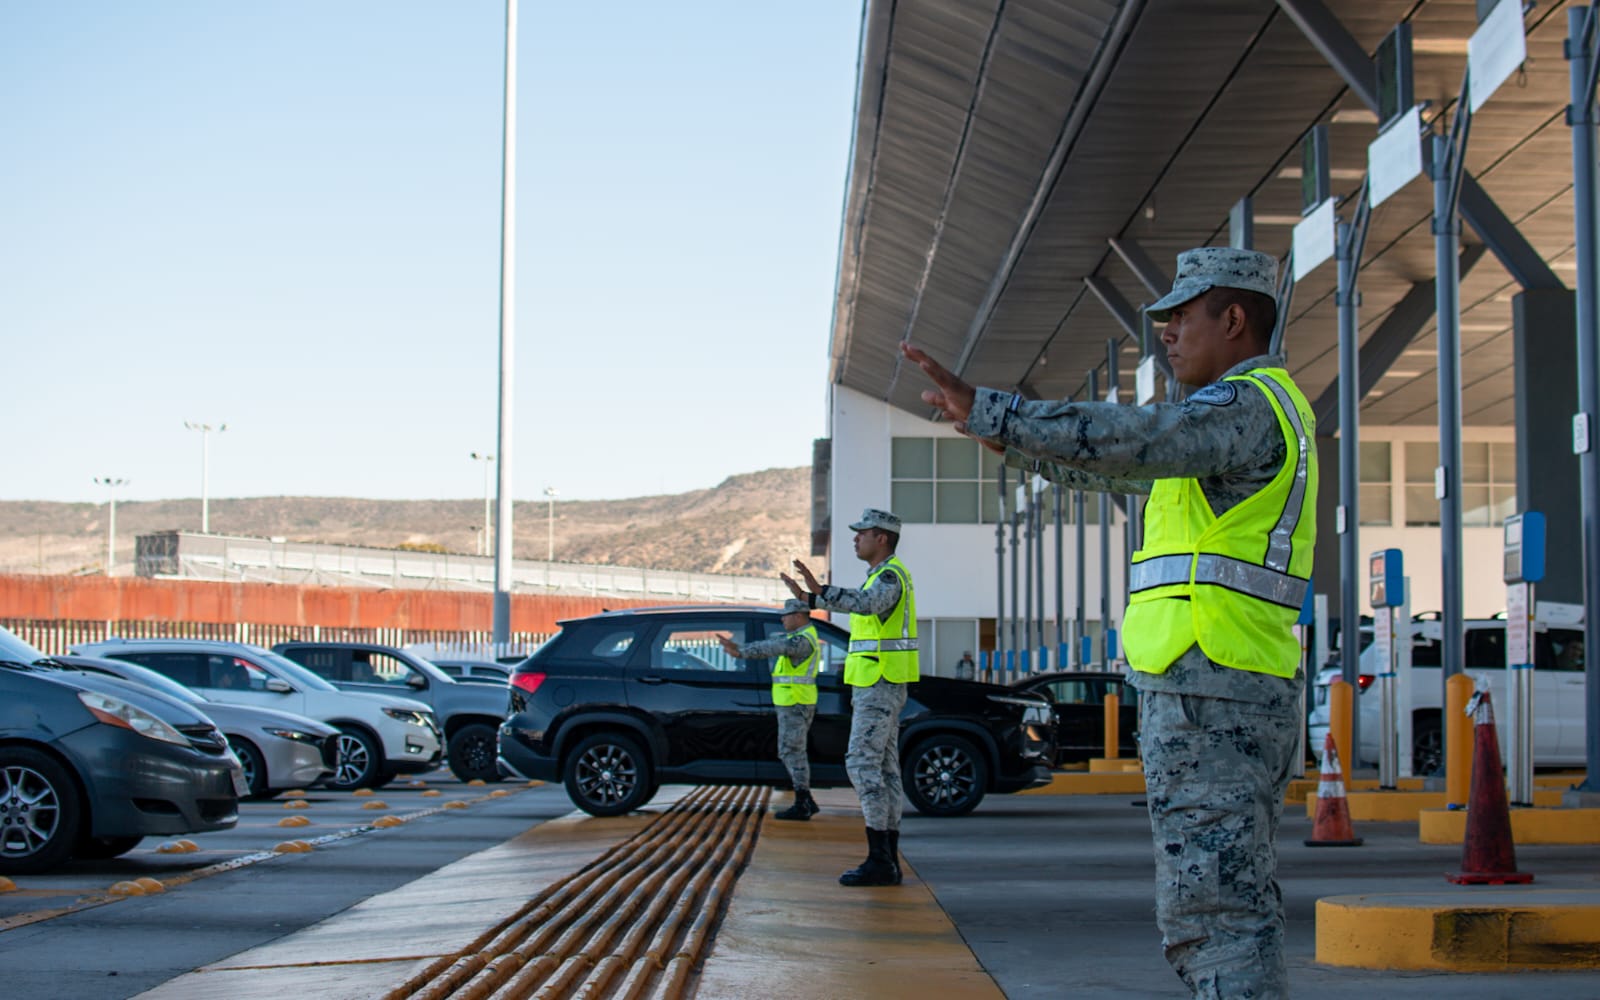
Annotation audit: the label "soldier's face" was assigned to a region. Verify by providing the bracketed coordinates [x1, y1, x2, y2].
[853, 529, 887, 562]
[1160, 296, 1234, 385]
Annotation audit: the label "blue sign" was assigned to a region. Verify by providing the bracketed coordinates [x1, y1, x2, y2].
[1503, 511, 1545, 584]
[1297, 585, 1315, 626]
[1369, 548, 1404, 608]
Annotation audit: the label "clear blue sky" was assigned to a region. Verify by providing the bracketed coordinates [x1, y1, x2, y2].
[1, 2, 860, 504]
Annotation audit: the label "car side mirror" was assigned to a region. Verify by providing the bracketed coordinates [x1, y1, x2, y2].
[265, 678, 293, 694]
[406, 673, 427, 690]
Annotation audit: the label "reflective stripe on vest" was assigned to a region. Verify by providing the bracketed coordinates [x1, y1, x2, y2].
[1130, 552, 1306, 609]
[847, 638, 919, 653]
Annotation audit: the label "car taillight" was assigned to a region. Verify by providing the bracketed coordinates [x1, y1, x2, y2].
[1357, 674, 1375, 692]
[511, 671, 546, 695]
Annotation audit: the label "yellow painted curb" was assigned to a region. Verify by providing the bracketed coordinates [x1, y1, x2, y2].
[1317, 892, 1600, 970]
[1305, 788, 1566, 821]
[1019, 772, 1145, 795]
[282, 799, 310, 810]
[1088, 757, 1141, 774]
[361, 800, 389, 810]
[0, 877, 16, 893]
[277, 815, 312, 828]
[1419, 807, 1600, 844]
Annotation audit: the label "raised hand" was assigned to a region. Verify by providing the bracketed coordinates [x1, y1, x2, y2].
[901, 341, 976, 424]
[791, 559, 821, 592]
[780, 572, 807, 601]
[716, 634, 743, 658]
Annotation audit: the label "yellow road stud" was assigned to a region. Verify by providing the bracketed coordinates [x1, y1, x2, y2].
[361, 800, 388, 810]
[421, 789, 442, 797]
[0, 877, 16, 893]
[156, 839, 199, 854]
[134, 877, 164, 893]
[488, 789, 510, 798]
[272, 840, 314, 854]
[467, 779, 487, 786]
[352, 788, 374, 797]
[443, 800, 469, 810]
[283, 799, 310, 810]
[371, 815, 404, 828]
[277, 815, 312, 828]
[281, 789, 306, 797]
[108, 881, 145, 896]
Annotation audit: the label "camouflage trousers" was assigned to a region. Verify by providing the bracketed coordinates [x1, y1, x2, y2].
[846, 679, 907, 830]
[775, 702, 816, 791]
[1140, 691, 1297, 999]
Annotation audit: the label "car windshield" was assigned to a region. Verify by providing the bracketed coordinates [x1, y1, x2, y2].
[248, 647, 342, 692]
[0, 626, 51, 665]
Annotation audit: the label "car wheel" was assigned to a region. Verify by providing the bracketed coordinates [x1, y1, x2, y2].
[0, 747, 82, 876]
[326, 727, 383, 790]
[229, 737, 272, 800]
[563, 732, 655, 817]
[903, 734, 988, 817]
[74, 834, 143, 860]
[1412, 715, 1443, 777]
[448, 723, 501, 783]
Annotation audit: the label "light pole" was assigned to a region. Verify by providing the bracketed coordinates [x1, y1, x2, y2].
[470, 451, 495, 550]
[469, 524, 484, 557]
[544, 486, 558, 560]
[183, 421, 226, 533]
[93, 477, 128, 576]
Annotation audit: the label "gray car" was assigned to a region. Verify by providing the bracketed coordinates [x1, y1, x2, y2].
[53, 654, 337, 799]
[273, 641, 507, 782]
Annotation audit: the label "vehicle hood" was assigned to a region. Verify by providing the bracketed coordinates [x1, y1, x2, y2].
[197, 701, 340, 737]
[344, 690, 434, 714]
[916, 674, 1049, 703]
[41, 669, 218, 728]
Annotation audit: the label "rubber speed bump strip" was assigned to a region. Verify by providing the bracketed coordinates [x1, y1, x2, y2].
[383, 784, 766, 1000]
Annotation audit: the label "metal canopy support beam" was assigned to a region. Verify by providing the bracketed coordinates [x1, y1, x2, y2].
[1109, 236, 1170, 299]
[1084, 275, 1141, 339]
[1231, 196, 1255, 250]
[1308, 244, 1490, 431]
[1277, 0, 1564, 293]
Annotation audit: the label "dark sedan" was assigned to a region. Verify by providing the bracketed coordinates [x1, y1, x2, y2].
[498, 605, 1056, 818]
[0, 631, 244, 874]
[1012, 670, 1139, 765]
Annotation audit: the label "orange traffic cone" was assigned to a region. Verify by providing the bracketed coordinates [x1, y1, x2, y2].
[1305, 733, 1362, 847]
[1447, 690, 1533, 885]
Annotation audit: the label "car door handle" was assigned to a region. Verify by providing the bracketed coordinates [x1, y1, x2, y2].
[638, 675, 667, 685]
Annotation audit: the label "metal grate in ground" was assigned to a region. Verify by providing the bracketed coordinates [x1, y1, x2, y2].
[383, 785, 767, 1000]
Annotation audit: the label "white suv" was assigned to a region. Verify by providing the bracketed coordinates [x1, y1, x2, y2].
[76, 639, 442, 790]
[1307, 612, 1586, 774]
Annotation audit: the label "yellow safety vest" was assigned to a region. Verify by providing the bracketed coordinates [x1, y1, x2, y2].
[772, 625, 820, 706]
[1122, 368, 1317, 677]
[845, 557, 919, 686]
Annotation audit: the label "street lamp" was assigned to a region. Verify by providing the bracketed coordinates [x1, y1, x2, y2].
[183, 421, 226, 533]
[470, 452, 495, 552]
[469, 524, 485, 557]
[544, 486, 558, 561]
[93, 477, 128, 576]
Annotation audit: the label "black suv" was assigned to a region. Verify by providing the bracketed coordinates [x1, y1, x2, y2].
[498, 606, 1055, 817]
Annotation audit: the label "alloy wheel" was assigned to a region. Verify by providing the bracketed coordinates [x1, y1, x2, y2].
[573, 742, 640, 809]
[911, 743, 979, 809]
[0, 764, 63, 861]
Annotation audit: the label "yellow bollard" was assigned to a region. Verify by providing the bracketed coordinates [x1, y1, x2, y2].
[1445, 673, 1475, 807]
[1328, 679, 1353, 776]
[1103, 692, 1121, 760]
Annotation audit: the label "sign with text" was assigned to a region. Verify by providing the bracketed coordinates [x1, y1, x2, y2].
[1292, 198, 1336, 282]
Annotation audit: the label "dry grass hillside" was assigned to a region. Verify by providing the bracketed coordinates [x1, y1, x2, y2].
[0, 467, 820, 579]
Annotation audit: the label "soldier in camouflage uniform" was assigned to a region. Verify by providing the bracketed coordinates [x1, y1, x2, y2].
[904, 246, 1315, 998]
[784, 508, 918, 887]
[718, 598, 822, 821]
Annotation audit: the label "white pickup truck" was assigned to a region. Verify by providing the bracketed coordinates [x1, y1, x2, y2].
[1307, 610, 1586, 774]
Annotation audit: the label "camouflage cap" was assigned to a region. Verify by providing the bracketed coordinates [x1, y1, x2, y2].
[1145, 247, 1278, 322]
[779, 598, 810, 617]
[848, 508, 902, 534]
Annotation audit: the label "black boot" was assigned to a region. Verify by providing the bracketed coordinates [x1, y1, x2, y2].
[886, 828, 902, 885]
[774, 788, 814, 821]
[839, 828, 898, 886]
[800, 788, 819, 818]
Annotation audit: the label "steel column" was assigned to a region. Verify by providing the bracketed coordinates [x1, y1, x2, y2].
[1433, 132, 1466, 685]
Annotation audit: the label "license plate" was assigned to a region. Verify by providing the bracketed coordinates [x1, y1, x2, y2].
[227, 757, 249, 797]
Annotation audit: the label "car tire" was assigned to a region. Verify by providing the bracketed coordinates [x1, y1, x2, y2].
[448, 723, 501, 783]
[74, 834, 144, 860]
[1412, 714, 1444, 777]
[326, 727, 383, 791]
[229, 737, 272, 800]
[563, 732, 655, 817]
[0, 747, 82, 876]
[902, 733, 988, 817]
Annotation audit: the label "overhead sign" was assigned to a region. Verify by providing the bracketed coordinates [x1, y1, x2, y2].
[1368, 105, 1423, 207]
[1292, 198, 1336, 282]
[1136, 355, 1156, 405]
[1468, 0, 1526, 113]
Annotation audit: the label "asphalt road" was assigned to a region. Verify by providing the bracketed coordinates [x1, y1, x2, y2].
[0, 778, 573, 1000]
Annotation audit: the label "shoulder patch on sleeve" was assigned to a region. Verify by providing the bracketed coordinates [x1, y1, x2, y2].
[1186, 382, 1239, 407]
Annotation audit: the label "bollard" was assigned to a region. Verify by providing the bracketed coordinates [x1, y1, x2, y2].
[1103, 692, 1121, 760]
[1445, 673, 1475, 807]
[1328, 679, 1353, 782]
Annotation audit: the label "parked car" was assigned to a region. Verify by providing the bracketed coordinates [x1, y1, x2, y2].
[0, 629, 243, 874]
[1011, 671, 1139, 765]
[75, 638, 442, 790]
[53, 653, 337, 799]
[498, 606, 1056, 817]
[428, 659, 512, 685]
[272, 641, 507, 782]
[1307, 609, 1587, 774]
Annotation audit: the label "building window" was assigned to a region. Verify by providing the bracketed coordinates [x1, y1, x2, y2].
[892, 437, 1007, 524]
[1359, 441, 1391, 526]
[1404, 440, 1517, 527]
[1403, 443, 1439, 527]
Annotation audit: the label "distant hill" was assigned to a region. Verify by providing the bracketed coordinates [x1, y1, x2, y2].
[0, 467, 819, 579]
